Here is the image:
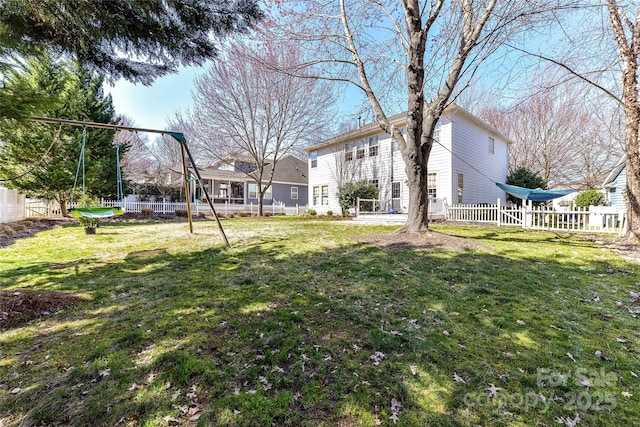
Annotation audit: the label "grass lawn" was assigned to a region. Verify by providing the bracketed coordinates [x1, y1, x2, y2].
[1, 216, 639, 426]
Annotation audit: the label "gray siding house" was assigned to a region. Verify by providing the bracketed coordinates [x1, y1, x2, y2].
[602, 155, 627, 211]
[194, 155, 308, 207]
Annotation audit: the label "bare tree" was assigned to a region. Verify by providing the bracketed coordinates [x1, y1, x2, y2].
[509, 2, 639, 239]
[607, 1, 640, 239]
[266, 0, 559, 232]
[477, 82, 622, 189]
[184, 40, 335, 215]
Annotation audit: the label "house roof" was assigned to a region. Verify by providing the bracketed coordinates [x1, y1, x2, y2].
[194, 155, 308, 185]
[306, 103, 512, 152]
[264, 155, 308, 184]
[602, 155, 626, 189]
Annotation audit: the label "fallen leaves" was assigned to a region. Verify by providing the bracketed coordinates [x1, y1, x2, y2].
[370, 351, 385, 366]
[555, 412, 581, 426]
[390, 397, 402, 424]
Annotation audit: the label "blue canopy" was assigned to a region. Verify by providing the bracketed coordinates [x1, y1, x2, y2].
[496, 183, 574, 202]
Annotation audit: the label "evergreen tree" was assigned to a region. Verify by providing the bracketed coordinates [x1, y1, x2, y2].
[506, 167, 547, 204]
[0, 0, 262, 85]
[0, 55, 124, 215]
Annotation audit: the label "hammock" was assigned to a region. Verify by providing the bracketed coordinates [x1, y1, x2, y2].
[70, 207, 124, 219]
[496, 183, 574, 202]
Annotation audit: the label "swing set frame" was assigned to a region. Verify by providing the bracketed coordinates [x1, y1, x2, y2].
[31, 116, 230, 248]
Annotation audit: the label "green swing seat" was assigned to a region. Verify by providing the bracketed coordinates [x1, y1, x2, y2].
[70, 206, 125, 219]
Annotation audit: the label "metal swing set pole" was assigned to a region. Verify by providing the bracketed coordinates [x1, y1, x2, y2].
[30, 116, 230, 248]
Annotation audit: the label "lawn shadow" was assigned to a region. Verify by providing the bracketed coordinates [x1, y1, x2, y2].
[1, 227, 638, 426]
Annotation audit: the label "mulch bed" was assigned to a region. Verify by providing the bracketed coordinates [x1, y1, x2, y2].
[0, 289, 87, 330]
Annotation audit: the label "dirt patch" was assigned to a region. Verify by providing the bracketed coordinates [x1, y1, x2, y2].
[0, 289, 87, 330]
[355, 227, 487, 251]
[0, 218, 72, 247]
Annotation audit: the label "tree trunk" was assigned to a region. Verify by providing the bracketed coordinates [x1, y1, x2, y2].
[606, 0, 640, 241]
[60, 200, 68, 217]
[623, 98, 640, 240]
[400, 0, 429, 232]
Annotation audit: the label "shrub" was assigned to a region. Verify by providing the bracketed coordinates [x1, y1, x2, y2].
[327, 210, 333, 217]
[77, 216, 100, 228]
[575, 190, 605, 208]
[263, 211, 272, 217]
[226, 212, 235, 218]
[141, 208, 154, 217]
[308, 209, 317, 216]
[3, 226, 14, 236]
[13, 224, 26, 231]
[198, 212, 207, 219]
[237, 211, 248, 217]
[338, 181, 379, 212]
[21, 220, 33, 227]
[175, 209, 188, 217]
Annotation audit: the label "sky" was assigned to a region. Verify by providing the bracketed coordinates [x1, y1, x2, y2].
[105, 65, 205, 132]
[105, 64, 367, 134]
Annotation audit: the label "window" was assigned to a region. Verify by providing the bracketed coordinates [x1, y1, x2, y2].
[313, 186, 320, 205]
[368, 135, 379, 156]
[370, 179, 379, 189]
[291, 186, 298, 200]
[457, 173, 464, 203]
[427, 173, 437, 200]
[488, 136, 495, 154]
[321, 185, 329, 205]
[392, 181, 401, 211]
[311, 151, 318, 168]
[434, 129, 440, 143]
[356, 139, 365, 159]
[263, 185, 272, 200]
[248, 183, 271, 199]
[345, 143, 353, 161]
[392, 182, 401, 199]
[392, 139, 400, 152]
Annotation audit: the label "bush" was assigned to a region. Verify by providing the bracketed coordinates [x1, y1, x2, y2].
[175, 209, 188, 217]
[308, 209, 317, 216]
[141, 208, 154, 217]
[263, 211, 272, 217]
[13, 224, 26, 231]
[338, 181, 379, 212]
[327, 210, 333, 217]
[76, 215, 100, 229]
[3, 226, 14, 236]
[198, 212, 207, 218]
[21, 220, 33, 227]
[237, 211, 248, 217]
[575, 190, 605, 208]
[226, 212, 235, 218]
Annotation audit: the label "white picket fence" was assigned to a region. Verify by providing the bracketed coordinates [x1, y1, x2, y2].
[445, 200, 626, 235]
[23, 199, 306, 218]
[355, 197, 625, 235]
[0, 187, 26, 223]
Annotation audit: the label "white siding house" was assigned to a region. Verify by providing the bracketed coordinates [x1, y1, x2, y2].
[307, 105, 509, 214]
